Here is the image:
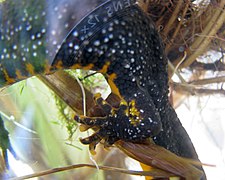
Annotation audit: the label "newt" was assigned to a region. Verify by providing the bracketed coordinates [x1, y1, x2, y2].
[52, 0, 165, 149]
[51, 0, 200, 162]
[0, 0, 204, 176]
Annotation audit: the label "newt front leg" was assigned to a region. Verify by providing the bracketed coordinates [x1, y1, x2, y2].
[75, 91, 162, 152]
[51, 1, 165, 150]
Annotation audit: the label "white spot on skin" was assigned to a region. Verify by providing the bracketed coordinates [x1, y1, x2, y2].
[136, 66, 141, 70]
[80, 36, 85, 41]
[58, 14, 62, 19]
[73, 31, 78, 37]
[12, 54, 17, 59]
[36, 33, 41, 38]
[52, 40, 57, 45]
[26, 25, 32, 31]
[69, 43, 73, 47]
[32, 45, 37, 49]
[87, 32, 93, 37]
[54, 6, 58, 11]
[33, 52, 37, 57]
[94, 40, 100, 46]
[114, 19, 119, 24]
[31, 35, 35, 40]
[109, 34, 113, 39]
[13, 45, 17, 50]
[102, 29, 106, 34]
[121, 21, 126, 26]
[108, 27, 113, 31]
[128, 42, 132, 46]
[74, 45, 79, 50]
[104, 37, 109, 43]
[51, 30, 56, 35]
[88, 48, 93, 52]
[83, 40, 89, 45]
[42, 11, 46, 16]
[41, 28, 46, 34]
[148, 118, 153, 123]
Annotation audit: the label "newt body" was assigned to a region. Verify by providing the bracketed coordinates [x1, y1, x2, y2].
[52, 1, 203, 169]
[0, 0, 202, 167]
[52, 1, 167, 146]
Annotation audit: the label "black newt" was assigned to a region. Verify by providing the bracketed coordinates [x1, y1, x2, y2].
[53, 0, 165, 147]
[0, 0, 204, 176]
[52, 0, 201, 163]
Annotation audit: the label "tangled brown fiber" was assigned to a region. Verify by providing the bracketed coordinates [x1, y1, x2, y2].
[139, 0, 225, 97]
[147, 1, 224, 65]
